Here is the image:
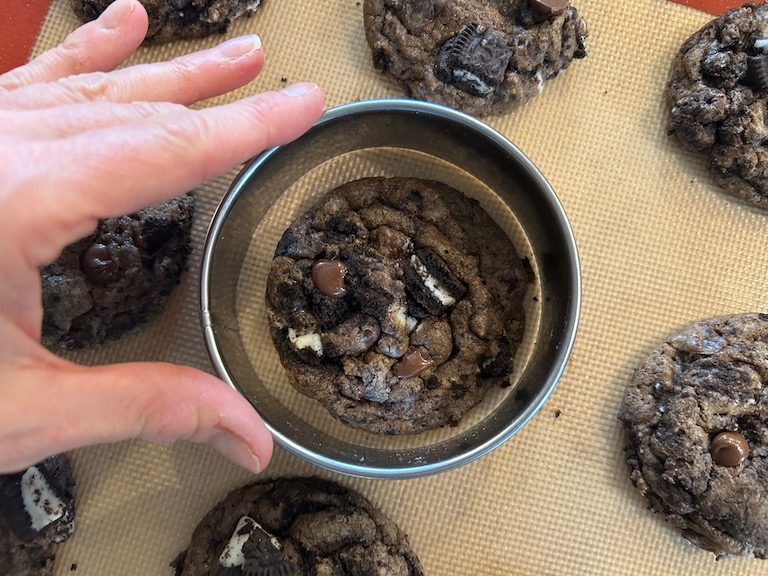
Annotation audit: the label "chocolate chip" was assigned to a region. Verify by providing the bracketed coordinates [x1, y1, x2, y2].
[311, 259, 348, 298]
[529, 0, 569, 24]
[711, 431, 749, 467]
[394, 348, 434, 379]
[80, 243, 118, 283]
[435, 22, 513, 97]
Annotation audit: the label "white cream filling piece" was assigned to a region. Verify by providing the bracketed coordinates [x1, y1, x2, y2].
[451, 69, 493, 96]
[756, 37, 768, 54]
[409, 255, 456, 306]
[392, 305, 408, 330]
[219, 516, 281, 568]
[288, 328, 323, 355]
[21, 466, 66, 531]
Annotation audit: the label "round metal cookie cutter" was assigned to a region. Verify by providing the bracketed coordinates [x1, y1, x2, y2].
[200, 99, 581, 479]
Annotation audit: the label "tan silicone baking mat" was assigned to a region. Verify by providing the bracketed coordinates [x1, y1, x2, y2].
[22, 0, 768, 574]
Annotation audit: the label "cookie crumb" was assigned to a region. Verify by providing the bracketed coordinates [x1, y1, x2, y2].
[554, 409, 562, 418]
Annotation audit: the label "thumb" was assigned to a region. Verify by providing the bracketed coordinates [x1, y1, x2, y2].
[0, 360, 273, 474]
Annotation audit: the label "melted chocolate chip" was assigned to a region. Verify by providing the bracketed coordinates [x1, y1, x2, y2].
[711, 431, 749, 467]
[395, 348, 434, 379]
[311, 259, 348, 298]
[529, 0, 569, 24]
[80, 243, 118, 283]
[435, 22, 514, 97]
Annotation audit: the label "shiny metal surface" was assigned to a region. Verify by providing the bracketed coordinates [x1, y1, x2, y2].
[200, 99, 581, 479]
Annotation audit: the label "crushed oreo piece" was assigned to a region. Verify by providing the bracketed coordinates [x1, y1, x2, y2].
[241, 524, 296, 576]
[747, 55, 768, 90]
[435, 22, 513, 97]
[402, 247, 466, 315]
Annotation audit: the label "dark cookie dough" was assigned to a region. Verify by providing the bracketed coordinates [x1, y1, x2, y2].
[265, 177, 532, 435]
[40, 194, 194, 349]
[71, 0, 264, 44]
[363, 0, 587, 117]
[0, 455, 76, 576]
[619, 313, 768, 558]
[666, 3, 768, 209]
[172, 476, 424, 576]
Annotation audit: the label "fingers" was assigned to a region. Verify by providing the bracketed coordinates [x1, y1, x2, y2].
[0, 0, 148, 92]
[1, 100, 186, 141]
[2, 35, 266, 110]
[6, 83, 324, 265]
[0, 359, 274, 474]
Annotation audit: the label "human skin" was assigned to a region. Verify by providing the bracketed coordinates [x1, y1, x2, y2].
[0, 0, 325, 474]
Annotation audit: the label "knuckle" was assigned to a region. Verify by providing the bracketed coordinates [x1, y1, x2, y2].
[56, 32, 93, 76]
[57, 71, 113, 102]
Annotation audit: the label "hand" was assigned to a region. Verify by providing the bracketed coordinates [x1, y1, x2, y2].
[0, 0, 325, 474]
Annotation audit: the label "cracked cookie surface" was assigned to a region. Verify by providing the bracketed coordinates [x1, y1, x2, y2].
[265, 177, 531, 435]
[173, 477, 424, 576]
[619, 313, 768, 558]
[666, 3, 768, 209]
[363, 0, 587, 117]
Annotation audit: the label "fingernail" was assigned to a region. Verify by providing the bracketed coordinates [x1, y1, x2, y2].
[281, 82, 319, 97]
[210, 432, 262, 474]
[99, 0, 135, 30]
[215, 34, 262, 60]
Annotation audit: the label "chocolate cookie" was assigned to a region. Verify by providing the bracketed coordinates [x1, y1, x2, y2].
[265, 177, 532, 434]
[619, 313, 768, 558]
[666, 3, 768, 210]
[172, 476, 424, 576]
[71, 0, 263, 44]
[0, 455, 76, 576]
[40, 194, 194, 349]
[363, 0, 588, 117]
